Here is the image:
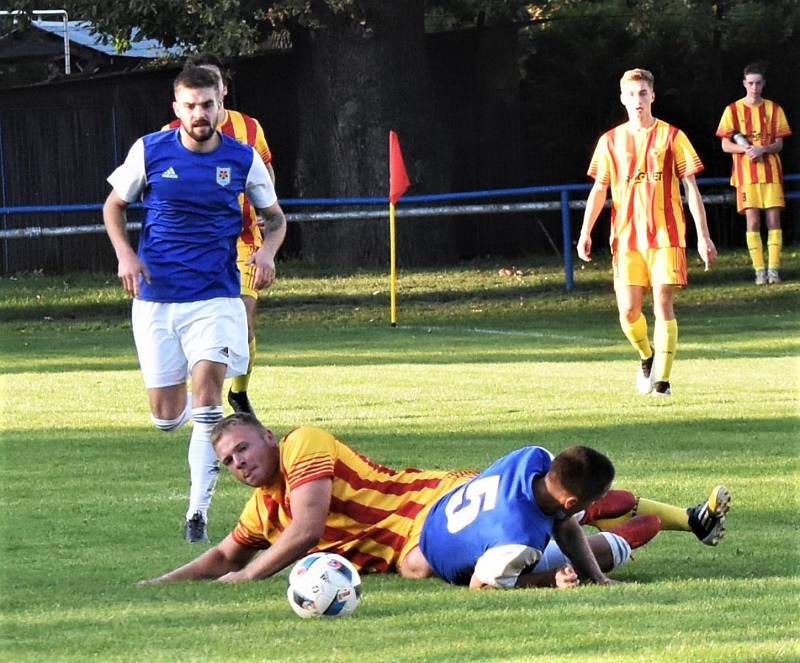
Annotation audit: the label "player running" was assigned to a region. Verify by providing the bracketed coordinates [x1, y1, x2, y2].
[103, 67, 286, 545]
[162, 54, 277, 419]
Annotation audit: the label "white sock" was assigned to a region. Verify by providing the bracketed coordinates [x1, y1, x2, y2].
[186, 404, 223, 520]
[534, 533, 631, 574]
[150, 393, 192, 432]
[599, 532, 632, 569]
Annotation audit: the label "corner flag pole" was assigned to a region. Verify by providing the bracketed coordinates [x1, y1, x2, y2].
[389, 201, 398, 326]
[388, 131, 410, 328]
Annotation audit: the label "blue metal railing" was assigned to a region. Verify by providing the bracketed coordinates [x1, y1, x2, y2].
[1, 174, 797, 290]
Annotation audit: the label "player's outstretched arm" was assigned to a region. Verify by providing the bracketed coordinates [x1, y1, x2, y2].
[137, 533, 257, 585]
[577, 182, 608, 262]
[682, 175, 717, 271]
[552, 517, 616, 586]
[103, 191, 150, 296]
[218, 478, 332, 583]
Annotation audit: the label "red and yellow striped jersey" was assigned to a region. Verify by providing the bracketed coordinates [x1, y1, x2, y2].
[162, 109, 272, 250]
[716, 98, 791, 187]
[232, 426, 475, 573]
[588, 119, 703, 253]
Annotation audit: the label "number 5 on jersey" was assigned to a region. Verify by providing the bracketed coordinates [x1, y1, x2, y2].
[444, 475, 501, 533]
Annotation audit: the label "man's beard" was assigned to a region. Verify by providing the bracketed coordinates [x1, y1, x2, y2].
[184, 120, 215, 142]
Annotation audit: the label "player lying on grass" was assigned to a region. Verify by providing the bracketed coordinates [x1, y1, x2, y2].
[404, 451, 730, 589]
[139, 414, 730, 589]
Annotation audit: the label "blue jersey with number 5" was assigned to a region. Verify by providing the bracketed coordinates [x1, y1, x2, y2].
[420, 446, 555, 585]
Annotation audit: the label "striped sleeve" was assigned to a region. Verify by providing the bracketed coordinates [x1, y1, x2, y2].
[587, 132, 612, 184]
[280, 427, 337, 490]
[774, 104, 792, 139]
[160, 119, 180, 131]
[253, 118, 273, 165]
[231, 490, 274, 549]
[672, 129, 704, 179]
[715, 103, 738, 138]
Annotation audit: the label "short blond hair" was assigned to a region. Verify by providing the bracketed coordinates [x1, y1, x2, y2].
[620, 68, 654, 90]
[210, 412, 266, 448]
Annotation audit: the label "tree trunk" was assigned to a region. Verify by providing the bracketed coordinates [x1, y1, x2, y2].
[291, 0, 456, 268]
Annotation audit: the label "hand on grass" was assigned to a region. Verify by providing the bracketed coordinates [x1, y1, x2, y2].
[554, 565, 580, 589]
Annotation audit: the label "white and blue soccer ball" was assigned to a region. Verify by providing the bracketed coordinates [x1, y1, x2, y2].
[287, 552, 362, 618]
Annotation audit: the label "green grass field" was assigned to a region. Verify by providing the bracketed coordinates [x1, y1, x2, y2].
[1, 251, 799, 662]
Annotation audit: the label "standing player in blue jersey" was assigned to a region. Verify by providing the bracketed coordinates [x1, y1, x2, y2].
[102, 67, 286, 543]
[412, 446, 619, 588]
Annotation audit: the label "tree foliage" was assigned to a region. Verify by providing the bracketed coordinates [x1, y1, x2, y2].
[5, 0, 796, 266]
[519, 0, 799, 184]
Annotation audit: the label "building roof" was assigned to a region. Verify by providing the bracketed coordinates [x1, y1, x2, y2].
[30, 20, 183, 59]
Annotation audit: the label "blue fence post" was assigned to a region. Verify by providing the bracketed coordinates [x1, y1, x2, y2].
[561, 189, 574, 291]
[0, 111, 7, 274]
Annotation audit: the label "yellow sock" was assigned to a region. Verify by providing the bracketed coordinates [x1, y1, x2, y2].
[620, 314, 653, 360]
[231, 337, 256, 393]
[746, 231, 765, 271]
[635, 498, 690, 531]
[592, 513, 633, 529]
[593, 497, 689, 531]
[767, 229, 782, 270]
[653, 319, 678, 383]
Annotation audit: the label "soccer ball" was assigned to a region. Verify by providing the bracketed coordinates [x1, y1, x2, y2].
[287, 552, 362, 618]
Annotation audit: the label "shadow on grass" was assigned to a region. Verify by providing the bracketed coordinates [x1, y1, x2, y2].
[1, 258, 796, 323]
[0, 279, 601, 322]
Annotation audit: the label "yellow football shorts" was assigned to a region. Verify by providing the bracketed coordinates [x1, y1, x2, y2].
[613, 247, 687, 288]
[237, 251, 259, 299]
[736, 182, 785, 214]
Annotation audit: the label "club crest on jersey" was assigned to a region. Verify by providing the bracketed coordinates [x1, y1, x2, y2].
[216, 166, 232, 187]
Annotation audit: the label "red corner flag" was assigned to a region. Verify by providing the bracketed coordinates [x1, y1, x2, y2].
[389, 130, 410, 204]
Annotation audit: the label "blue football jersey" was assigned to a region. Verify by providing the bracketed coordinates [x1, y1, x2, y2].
[108, 129, 274, 302]
[420, 446, 556, 586]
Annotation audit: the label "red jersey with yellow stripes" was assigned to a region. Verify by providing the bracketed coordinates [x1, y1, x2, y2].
[715, 98, 791, 187]
[588, 119, 704, 253]
[163, 109, 272, 254]
[231, 426, 476, 573]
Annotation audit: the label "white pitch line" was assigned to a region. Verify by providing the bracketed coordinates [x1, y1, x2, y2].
[678, 343, 796, 357]
[401, 324, 618, 345]
[401, 326, 797, 357]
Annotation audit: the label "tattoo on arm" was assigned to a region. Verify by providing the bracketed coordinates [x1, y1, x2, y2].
[260, 211, 285, 234]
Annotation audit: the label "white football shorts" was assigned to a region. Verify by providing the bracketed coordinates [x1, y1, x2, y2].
[132, 297, 248, 389]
